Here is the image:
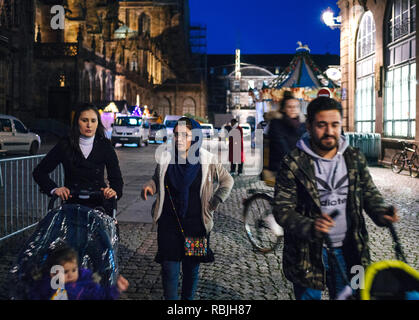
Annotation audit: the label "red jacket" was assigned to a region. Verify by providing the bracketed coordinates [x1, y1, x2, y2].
[228, 125, 244, 163]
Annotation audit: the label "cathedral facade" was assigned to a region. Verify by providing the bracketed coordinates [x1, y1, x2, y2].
[0, 0, 207, 126]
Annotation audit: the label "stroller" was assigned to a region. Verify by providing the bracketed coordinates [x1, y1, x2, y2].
[326, 209, 419, 300]
[360, 216, 419, 300]
[9, 189, 120, 300]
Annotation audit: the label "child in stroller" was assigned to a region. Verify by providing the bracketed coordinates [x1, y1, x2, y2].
[9, 189, 127, 300]
[30, 244, 128, 300]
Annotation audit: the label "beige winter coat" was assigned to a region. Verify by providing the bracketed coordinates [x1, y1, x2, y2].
[143, 148, 234, 234]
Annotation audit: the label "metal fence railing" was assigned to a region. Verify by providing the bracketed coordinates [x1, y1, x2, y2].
[0, 155, 64, 242]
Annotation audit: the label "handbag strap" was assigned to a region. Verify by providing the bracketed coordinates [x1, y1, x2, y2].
[165, 185, 186, 239]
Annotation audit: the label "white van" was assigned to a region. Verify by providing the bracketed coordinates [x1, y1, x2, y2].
[200, 123, 215, 139]
[111, 116, 149, 147]
[240, 123, 252, 137]
[163, 115, 182, 138]
[0, 114, 41, 155]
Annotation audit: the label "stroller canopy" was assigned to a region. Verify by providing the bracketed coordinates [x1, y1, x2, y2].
[361, 260, 419, 300]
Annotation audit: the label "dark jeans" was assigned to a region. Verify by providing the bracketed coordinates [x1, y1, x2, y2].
[230, 163, 243, 174]
[161, 260, 200, 300]
[293, 247, 350, 300]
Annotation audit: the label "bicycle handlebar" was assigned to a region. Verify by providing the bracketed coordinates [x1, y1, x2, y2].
[399, 140, 418, 151]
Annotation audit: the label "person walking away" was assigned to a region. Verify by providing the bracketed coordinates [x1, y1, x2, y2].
[272, 97, 399, 300]
[267, 91, 306, 174]
[141, 117, 234, 300]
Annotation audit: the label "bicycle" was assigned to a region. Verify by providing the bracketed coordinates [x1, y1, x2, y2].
[242, 186, 283, 253]
[391, 141, 419, 178]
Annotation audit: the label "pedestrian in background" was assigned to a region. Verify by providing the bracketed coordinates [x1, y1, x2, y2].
[141, 117, 234, 300]
[267, 91, 306, 174]
[272, 97, 399, 300]
[228, 119, 244, 176]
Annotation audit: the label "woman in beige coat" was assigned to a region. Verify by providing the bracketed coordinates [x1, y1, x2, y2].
[141, 117, 234, 300]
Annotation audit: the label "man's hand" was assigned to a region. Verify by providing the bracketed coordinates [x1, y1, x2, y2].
[314, 213, 335, 235]
[141, 186, 154, 200]
[380, 206, 400, 226]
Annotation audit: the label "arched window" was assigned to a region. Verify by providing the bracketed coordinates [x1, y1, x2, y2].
[138, 13, 151, 36]
[355, 11, 376, 133]
[384, 0, 416, 138]
[182, 97, 196, 116]
[158, 97, 171, 117]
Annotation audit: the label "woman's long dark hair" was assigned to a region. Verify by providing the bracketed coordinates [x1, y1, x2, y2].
[69, 103, 106, 154]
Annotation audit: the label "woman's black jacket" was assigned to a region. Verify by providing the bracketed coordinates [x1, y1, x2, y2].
[33, 136, 123, 199]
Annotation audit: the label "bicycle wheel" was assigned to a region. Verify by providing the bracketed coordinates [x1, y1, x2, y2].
[243, 193, 282, 253]
[391, 152, 405, 173]
[410, 155, 419, 178]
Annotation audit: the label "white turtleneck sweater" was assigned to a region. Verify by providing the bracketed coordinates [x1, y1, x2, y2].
[50, 135, 95, 195]
[79, 135, 95, 159]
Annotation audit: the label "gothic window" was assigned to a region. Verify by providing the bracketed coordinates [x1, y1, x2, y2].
[0, 0, 11, 28]
[138, 13, 151, 36]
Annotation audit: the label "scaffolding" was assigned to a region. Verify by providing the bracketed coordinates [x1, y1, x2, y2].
[189, 24, 207, 81]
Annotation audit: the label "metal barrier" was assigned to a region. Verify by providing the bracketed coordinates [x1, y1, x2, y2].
[345, 132, 382, 164]
[0, 155, 64, 242]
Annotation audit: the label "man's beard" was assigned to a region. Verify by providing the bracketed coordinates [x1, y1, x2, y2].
[311, 134, 339, 151]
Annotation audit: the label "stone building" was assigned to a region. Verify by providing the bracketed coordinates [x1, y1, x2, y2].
[337, 0, 417, 164]
[0, 0, 36, 118]
[0, 0, 206, 127]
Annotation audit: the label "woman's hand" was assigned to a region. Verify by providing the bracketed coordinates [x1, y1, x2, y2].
[141, 186, 154, 200]
[101, 187, 117, 199]
[209, 196, 222, 212]
[116, 275, 129, 293]
[54, 187, 72, 201]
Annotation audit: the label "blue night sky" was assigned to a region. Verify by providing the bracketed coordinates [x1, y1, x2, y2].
[189, 0, 341, 55]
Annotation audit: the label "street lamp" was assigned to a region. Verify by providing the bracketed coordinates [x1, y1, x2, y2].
[322, 8, 341, 29]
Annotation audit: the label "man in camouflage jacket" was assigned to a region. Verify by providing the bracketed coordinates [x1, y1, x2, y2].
[273, 97, 399, 299]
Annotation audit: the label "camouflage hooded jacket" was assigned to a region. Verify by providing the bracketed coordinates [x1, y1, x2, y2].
[273, 146, 389, 290]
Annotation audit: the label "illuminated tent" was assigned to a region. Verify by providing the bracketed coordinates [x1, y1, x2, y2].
[271, 43, 337, 89]
[103, 102, 120, 113]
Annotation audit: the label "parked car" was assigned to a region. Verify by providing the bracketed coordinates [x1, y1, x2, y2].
[111, 116, 149, 147]
[0, 114, 41, 156]
[240, 123, 252, 138]
[200, 123, 215, 139]
[148, 123, 168, 144]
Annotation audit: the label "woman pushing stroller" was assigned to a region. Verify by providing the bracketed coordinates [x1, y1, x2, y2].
[27, 103, 128, 299]
[33, 103, 124, 215]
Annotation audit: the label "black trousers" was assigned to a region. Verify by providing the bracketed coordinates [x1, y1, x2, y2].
[230, 163, 243, 174]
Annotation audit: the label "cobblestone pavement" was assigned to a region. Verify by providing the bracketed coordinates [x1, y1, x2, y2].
[116, 166, 419, 300]
[0, 165, 418, 300]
